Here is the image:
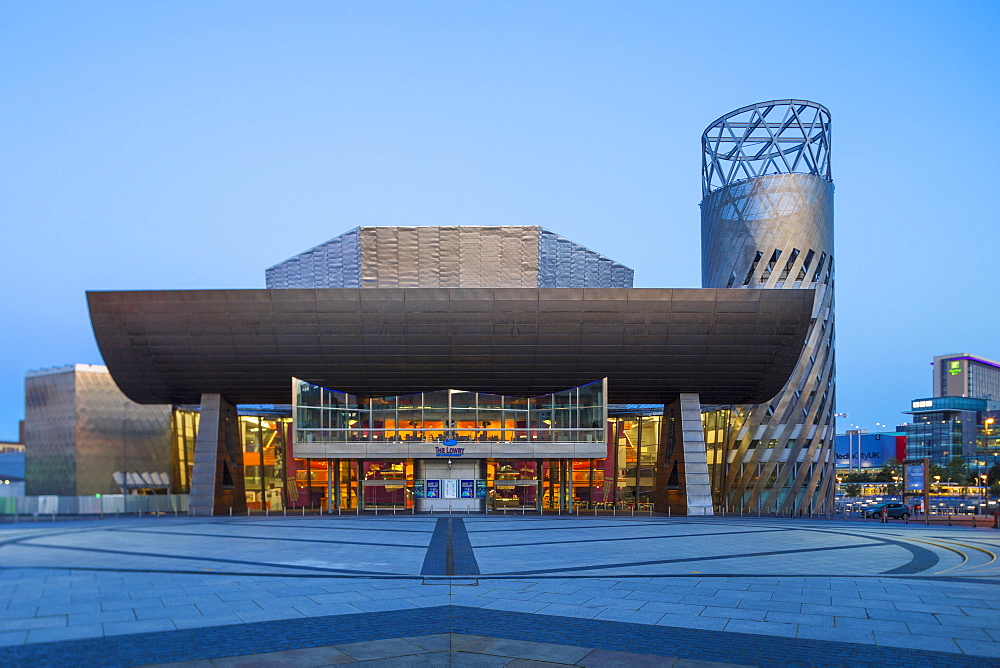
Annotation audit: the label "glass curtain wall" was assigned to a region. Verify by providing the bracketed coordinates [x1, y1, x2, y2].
[171, 408, 292, 509]
[294, 379, 605, 446]
[604, 416, 660, 509]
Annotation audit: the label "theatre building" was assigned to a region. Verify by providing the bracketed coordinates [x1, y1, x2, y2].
[89, 224, 813, 516]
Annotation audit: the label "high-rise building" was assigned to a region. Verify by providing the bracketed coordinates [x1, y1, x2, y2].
[932, 353, 1000, 402]
[700, 100, 836, 513]
[898, 353, 1000, 475]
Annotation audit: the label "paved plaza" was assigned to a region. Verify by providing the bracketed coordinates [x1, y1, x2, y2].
[0, 515, 998, 666]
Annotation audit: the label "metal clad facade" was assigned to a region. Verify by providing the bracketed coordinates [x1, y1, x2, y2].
[265, 227, 361, 289]
[24, 366, 171, 496]
[88, 288, 813, 407]
[701, 100, 836, 515]
[265, 226, 632, 289]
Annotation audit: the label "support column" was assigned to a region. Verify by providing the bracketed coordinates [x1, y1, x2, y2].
[188, 394, 246, 516]
[655, 393, 714, 516]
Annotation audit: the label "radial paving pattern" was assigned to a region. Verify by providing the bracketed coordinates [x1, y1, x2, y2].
[0, 516, 998, 666]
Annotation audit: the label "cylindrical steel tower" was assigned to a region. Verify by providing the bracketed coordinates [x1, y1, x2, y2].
[700, 100, 836, 513]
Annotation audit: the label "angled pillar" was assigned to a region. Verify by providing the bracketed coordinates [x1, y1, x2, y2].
[655, 394, 714, 516]
[188, 393, 246, 516]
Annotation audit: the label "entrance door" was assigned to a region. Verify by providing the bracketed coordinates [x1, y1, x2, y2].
[492, 482, 538, 510]
[361, 481, 408, 509]
[418, 459, 482, 512]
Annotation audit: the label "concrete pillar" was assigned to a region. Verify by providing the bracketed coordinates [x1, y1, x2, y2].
[655, 393, 714, 516]
[188, 394, 246, 516]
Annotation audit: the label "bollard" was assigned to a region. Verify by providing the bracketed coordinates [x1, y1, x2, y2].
[649, 505, 653, 517]
[503, 506, 507, 515]
[266, 507, 269, 517]
[283, 507, 287, 516]
[248, 507, 250, 517]
[613, 505, 616, 517]
[303, 506, 306, 516]
[631, 507, 634, 517]
[229, 507, 233, 517]
[522, 505, 525, 515]
[668, 507, 671, 518]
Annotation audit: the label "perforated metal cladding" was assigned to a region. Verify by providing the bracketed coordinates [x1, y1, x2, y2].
[359, 226, 542, 288]
[702, 172, 836, 515]
[265, 226, 633, 289]
[265, 228, 361, 289]
[539, 229, 634, 288]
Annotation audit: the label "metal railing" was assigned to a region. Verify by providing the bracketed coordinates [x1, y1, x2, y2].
[0, 494, 188, 518]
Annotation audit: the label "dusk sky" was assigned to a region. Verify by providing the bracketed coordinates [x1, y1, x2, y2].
[2, 1, 998, 441]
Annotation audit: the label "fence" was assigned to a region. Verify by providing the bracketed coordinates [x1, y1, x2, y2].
[0, 494, 188, 517]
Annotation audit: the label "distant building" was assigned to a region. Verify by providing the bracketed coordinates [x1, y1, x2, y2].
[892, 353, 1000, 476]
[933, 353, 1000, 402]
[835, 431, 905, 473]
[0, 436, 25, 497]
[23, 365, 171, 495]
[900, 396, 999, 474]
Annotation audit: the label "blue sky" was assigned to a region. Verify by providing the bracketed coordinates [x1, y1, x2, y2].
[2, 1, 998, 440]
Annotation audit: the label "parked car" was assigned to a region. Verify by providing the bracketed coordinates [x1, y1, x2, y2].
[865, 502, 910, 520]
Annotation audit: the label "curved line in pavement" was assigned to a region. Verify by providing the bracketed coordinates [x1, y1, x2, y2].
[494, 541, 884, 576]
[106, 527, 427, 549]
[787, 527, 941, 575]
[6, 539, 394, 575]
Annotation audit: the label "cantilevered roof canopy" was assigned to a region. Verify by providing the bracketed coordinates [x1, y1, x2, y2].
[87, 288, 814, 406]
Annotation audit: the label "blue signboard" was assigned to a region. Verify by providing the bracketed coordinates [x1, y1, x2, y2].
[460, 479, 475, 498]
[905, 463, 925, 492]
[425, 479, 440, 498]
[412, 480, 425, 499]
[475, 479, 487, 499]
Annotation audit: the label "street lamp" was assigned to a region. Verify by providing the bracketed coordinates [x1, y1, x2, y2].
[985, 417, 995, 479]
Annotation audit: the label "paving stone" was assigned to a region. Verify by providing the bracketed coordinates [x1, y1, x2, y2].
[723, 619, 798, 637]
[873, 631, 961, 653]
[656, 613, 729, 632]
[211, 645, 354, 666]
[700, 606, 766, 621]
[795, 625, 876, 645]
[953, 638, 1000, 658]
[448, 651, 511, 667]
[577, 648, 678, 667]
[799, 603, 868, 619]
[398, 634, 451, 652]
[102, 617, 177, 636]
[0, 631, 27, 647]
[487, 638, 593, 663]
[336, 637, 429, 661]
[594, 608, 664, 625]
[450, 634, 498, 653]
[25, 624, 103, 644]
[0, 615, 67, 632]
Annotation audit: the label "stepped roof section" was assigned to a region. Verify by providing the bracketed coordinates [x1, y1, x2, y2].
[265, 226, 634, 289]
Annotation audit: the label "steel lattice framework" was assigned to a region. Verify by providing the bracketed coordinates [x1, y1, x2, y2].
[701, 99, 836, 515]
[702, 100, 831, 198]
